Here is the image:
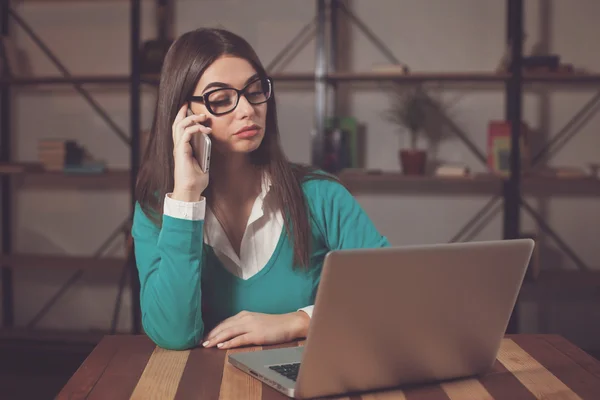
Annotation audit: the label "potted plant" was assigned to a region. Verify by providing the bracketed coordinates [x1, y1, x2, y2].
[383, 85, 448, 175]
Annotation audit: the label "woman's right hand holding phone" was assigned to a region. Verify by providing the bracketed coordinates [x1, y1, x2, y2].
[171, 104, 212, 202]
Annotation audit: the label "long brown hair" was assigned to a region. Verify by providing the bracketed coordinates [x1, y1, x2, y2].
[135, 27, 336, 269]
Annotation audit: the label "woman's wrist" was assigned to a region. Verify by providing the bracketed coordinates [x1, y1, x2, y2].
[171, 188, 202, 202]
[292, 311, 311, 339]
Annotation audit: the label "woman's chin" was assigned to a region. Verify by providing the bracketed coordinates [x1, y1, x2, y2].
[211, 134, 264, 155]
[229, 135, 264, 153]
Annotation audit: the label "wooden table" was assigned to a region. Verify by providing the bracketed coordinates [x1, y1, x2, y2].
[57, 334, 600, 399]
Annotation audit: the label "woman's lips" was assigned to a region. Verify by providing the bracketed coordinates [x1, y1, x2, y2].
[234, 125, 261, 138]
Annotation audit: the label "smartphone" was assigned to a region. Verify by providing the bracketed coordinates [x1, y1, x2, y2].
[187, 108, 211, 173]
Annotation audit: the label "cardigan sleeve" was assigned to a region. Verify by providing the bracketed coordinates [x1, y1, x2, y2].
[131, 201, 206, 350]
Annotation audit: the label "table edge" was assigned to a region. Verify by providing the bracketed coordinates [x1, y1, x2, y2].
[56, 333, 600, 398]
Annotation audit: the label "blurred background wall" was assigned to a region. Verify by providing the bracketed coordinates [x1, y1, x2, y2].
[2, 0, 599, 352]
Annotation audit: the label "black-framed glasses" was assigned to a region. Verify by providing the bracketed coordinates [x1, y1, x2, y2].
[189, 76, 273, 116]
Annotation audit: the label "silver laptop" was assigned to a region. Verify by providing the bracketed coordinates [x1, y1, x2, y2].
[228, 239, 535, 399]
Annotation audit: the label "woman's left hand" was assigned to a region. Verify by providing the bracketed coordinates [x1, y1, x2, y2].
[202, 311, 310, 350]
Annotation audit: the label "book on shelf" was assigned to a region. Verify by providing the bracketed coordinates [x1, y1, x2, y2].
[37, 139, 106, 173]
[321, 116, 363, 174]
[486, 120, 531, 175]
[370, 63, 410, 74]
[434, 164, 471, 178]
[38, 139, 84, 171]
[0, 162, 43, 174]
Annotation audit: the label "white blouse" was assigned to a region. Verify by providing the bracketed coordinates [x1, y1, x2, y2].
[162, 175, 314, 318]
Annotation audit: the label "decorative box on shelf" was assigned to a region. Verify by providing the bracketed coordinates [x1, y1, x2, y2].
[487, 120, 531, 175]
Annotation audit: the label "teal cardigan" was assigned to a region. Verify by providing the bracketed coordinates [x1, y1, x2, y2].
[132, 177, 390, 350]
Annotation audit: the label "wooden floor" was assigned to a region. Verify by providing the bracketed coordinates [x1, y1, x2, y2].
[1, 338, 599, 400]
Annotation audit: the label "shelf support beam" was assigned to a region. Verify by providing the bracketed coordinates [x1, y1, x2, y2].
[505, 0, 524, 335]
[329, 0, 339, 115]
[1, 0, 14, 328]
[449, 196, 502, 243]
[130, 0, 142, 335]
[337, 1, 407, 69]
[504, 0, 524, 243]
[431, 106, 488, 166]
[25, 217, 132, 329]
[337, 2, 492, 169]
[532, 91, 600, 166]
[521, 199, 592, 272]
[312, 0, 327, 167]
[2, 0, 143, 337]
[111, 250, 132, 334]
[266, 17, 316, 73]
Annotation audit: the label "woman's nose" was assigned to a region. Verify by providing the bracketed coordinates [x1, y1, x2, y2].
[236, 94, 256, 117]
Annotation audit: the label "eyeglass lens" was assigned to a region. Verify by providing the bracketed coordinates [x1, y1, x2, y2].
[207, 78, 271, 114]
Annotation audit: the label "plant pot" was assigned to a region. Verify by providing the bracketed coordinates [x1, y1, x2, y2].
[399, 149, 427, 175]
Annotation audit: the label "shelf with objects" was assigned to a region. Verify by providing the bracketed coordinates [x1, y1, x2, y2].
[0, 0, 144, 343]
[304, 0, 600, 335]
[1, 0, 598, 344]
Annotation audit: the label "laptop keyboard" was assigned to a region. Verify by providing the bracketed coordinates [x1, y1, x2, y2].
[269, 363, 300, 381]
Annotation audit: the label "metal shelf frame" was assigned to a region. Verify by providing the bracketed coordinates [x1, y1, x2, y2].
[1, 0, 13, 330]
[0, 0, 143, 337]
[310, 0, 599, 334]
[1, 0, 598, 341]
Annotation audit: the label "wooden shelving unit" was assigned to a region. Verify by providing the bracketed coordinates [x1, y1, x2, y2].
[327, 71, 510, 83]
[0, 0, 143, 342]
[11, 169, 130, 190]
[0, 254, 126, 270]
[0, 75, 132, 86]
[520, 176, 600, 196]
[3, 71, 598, 87]
[0, 0, 598, 344]
[338, 170, 503, 195]
[0, 162, 130, 189]
[3, 163, 597, 196]
[523, 73, 600, 85]
[271, 71, 600, 85]
[311, 0, 600, 335]
[338, 170, 600, 197]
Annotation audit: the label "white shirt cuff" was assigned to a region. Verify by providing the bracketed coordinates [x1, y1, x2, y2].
[298, 305, 314, 318]
[163, 193, 206, 221]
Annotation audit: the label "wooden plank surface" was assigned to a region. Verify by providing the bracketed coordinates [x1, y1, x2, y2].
[513, 336, 600, 399]
[56, 334, 600, 399]
[55, 335, 121, 400]
[497, 339, 583, 399]
[174, 347, 227, 399]
[542, 335, 600, 380]
[85, 336, 155, 400]
[219, 346, 264, 400]
[477, 360, 536, 400]
[129, 347, 190, 399]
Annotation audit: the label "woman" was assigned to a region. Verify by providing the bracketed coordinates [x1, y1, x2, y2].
[132, 27, 389, 351]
